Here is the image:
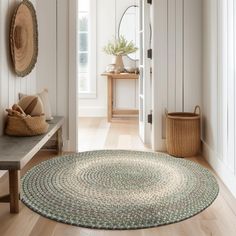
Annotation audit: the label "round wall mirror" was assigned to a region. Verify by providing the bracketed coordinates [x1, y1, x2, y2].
[118, 5, 139, 61]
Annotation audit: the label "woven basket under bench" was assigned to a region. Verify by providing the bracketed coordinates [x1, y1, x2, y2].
[166, 106, 201, 158]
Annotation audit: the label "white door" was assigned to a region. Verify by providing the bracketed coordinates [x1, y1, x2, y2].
[139, 0, 152, 146]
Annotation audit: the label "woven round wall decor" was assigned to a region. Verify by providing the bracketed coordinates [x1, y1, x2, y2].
[10, 0, 38, 77]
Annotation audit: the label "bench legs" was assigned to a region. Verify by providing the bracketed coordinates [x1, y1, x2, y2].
[57, 127, 63, 155]
[1, 126, 63, 214]
[9, 170, 20, 213]
[0, 170, 20, 213]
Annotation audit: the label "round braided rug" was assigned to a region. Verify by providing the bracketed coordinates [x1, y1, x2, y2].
[21, 150, 219, 230]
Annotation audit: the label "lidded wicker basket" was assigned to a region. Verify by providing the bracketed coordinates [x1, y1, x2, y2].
[166, 106, 201, 158]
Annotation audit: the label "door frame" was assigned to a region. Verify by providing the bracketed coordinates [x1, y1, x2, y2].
[69, 0, 163, 152]
[152, 0, 166, 151]
[139, 0, 152, 146]
[68, 0, 79, 152]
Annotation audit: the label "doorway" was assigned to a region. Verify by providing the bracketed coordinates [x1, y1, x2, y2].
[76, 0, 153, 152]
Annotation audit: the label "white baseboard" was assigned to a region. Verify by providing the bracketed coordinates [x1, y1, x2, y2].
[79, 107, 107, 117]
[63, 139, 71, 152]
[202, 141, 236, 198]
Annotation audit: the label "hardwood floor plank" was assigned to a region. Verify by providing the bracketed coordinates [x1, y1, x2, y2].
[52, 224, 82, 236]
[0, 206, 39, 236]
[29, 217, 57, 236]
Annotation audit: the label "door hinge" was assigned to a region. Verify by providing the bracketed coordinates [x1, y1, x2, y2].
[147, 0, 152, 4]
[147, 49, 152, 59]
[148, 114, 152, 124]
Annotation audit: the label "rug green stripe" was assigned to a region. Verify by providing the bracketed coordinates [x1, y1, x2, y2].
[21, 150, 219, 230]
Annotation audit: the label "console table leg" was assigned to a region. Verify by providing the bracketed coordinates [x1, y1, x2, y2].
[9, 170, 20, 214]
[57, 127, 63, 155]
[108, 77, 113, 122]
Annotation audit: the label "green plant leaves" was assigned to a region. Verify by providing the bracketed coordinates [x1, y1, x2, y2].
[103, 36, 138, 56]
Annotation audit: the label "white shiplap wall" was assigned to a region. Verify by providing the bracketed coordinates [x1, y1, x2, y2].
[152, 0, 202, 150]
[0, 0, 36, 135]
[202, 0, 236, 197]
[36, 0, 70, 148]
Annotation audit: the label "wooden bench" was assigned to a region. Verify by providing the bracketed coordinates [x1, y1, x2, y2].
[0, 116, 64, 213]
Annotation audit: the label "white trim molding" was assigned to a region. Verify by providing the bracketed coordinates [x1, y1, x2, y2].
[203, 141, 236, 198]
[69, 0, 79, 152]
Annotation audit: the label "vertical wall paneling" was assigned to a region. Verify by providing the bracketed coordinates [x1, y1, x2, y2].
[57, 0, 69, 139]
[68, 0, 78, 151]
[234, 0, 236, 173]
[36, 0, 57, 115]
[203, 0, 219, 153]
[227, 0, 235, 172]
[14, 2, 21, 102]
[152, 0, 168, 149]
[0, 0, 9, 134]
[222, 0, 228, 164]
[153, 0, 201, 150]
[167, 0, 185, 113]
[203, 0, 236, 197]
[0, 0, 37, 135]
[8, 0, 15, 107]
[183, 0, 202, 112]
[36, 0, 71, 149]
[167, 0, 176, 112]
[161, 0, 168, 140]
[175, 0, 183, 112]
[217, 0, 224, 160]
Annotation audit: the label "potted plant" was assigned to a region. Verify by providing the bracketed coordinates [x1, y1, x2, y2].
[103, 36, 138, 72]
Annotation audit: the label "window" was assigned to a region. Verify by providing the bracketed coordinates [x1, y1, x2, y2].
[78, 0, 97, 98]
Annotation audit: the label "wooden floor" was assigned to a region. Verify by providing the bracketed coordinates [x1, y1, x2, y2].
[78, 117, 148, 152]
[1, 117, 236, 236]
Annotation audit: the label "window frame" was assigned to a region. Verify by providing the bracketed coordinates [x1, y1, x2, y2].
[78, 0, 97, 99]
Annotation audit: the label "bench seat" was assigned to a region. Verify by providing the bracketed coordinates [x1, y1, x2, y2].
[0, 116, 64, 213]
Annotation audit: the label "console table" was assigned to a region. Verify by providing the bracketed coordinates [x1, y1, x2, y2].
[101, 73, 139, 122]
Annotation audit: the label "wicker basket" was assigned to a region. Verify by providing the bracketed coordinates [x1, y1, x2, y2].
[166, 106, 201, 158]
[5, 114, 49, 137]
